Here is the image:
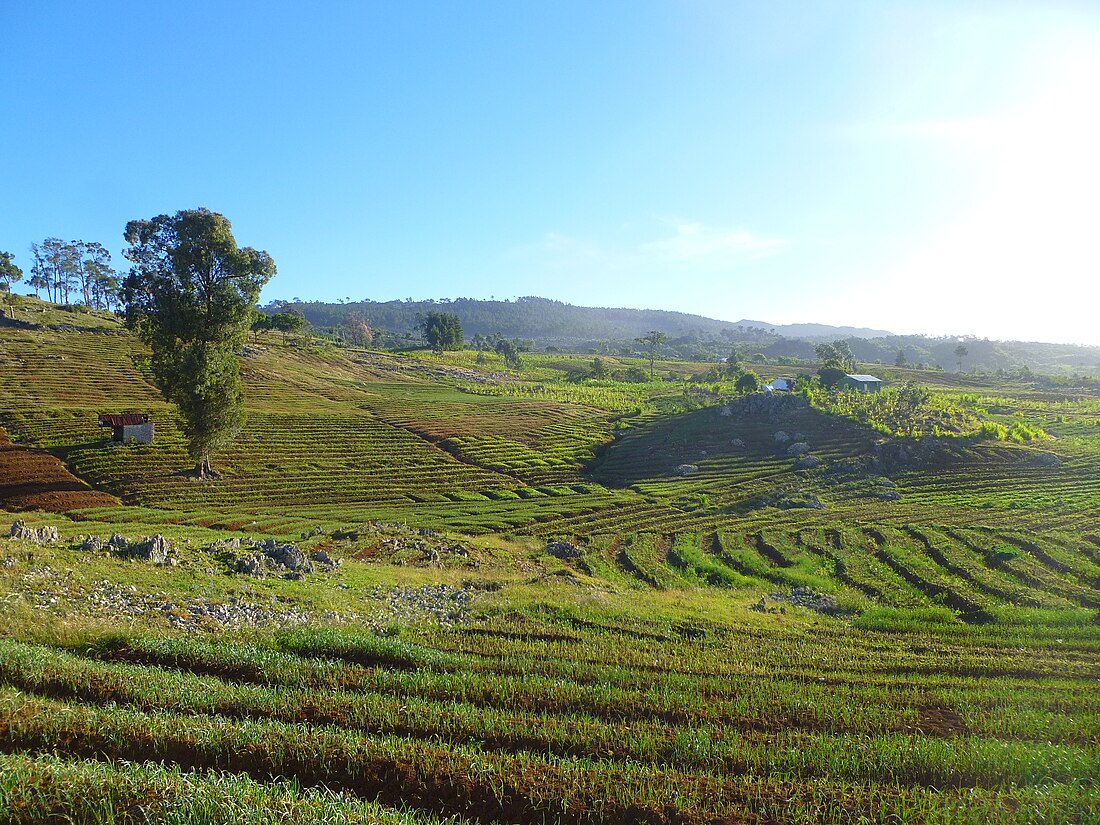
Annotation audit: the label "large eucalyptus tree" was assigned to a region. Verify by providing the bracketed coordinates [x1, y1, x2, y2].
[122, 208, 275, 478]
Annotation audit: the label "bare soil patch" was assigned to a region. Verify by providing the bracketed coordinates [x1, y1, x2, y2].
[0, 429, 118, 511]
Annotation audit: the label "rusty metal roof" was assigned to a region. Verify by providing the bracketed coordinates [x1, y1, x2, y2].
[98, 413, 150, 427]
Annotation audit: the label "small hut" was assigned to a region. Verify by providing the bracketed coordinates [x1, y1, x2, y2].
[99, 413, 154, 444]
[840, 374, 884, 392]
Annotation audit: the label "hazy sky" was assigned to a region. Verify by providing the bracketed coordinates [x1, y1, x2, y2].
[3, 2, 1099, 344]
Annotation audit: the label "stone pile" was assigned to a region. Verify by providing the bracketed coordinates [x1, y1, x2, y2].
[223, 538, 341, 579]
[768, 586, 845, 616]
[9, 521, 59, 544]
[546, 540, 583, 559]
[75, 532, 175, 565]
[371, 583, 473, 627]
[720, 392, 808, 421]
[792, 454, 824, 470]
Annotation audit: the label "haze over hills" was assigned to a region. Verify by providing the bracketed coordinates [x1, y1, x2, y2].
[271, 295, 1100, 376]
[734, 319, 893, 339]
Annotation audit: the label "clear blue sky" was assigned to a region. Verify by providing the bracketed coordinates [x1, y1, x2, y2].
[3, 2, 1099, 344]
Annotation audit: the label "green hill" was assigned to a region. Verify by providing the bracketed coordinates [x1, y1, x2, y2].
[273, 295, 1100, 375]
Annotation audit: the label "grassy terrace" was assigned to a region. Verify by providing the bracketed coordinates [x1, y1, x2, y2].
[1, 310, 1099, 822]
[0, 597, 1096, 824]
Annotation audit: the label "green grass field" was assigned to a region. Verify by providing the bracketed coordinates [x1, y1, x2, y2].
[0, 304, 1097, 822]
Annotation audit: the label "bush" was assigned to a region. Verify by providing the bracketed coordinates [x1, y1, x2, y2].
[977, 421, 1008, 440]
[1008, 421, 1046, 442]
[617, 367, 649, 383]
[734, 370, 760, 394]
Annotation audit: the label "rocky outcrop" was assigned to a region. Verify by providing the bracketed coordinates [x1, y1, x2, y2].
[9, 520, 60, 544]
[546, 540, 583, 559]
[226, 539, 341, 579]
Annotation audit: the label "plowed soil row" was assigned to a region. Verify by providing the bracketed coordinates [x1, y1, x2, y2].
[0, 428, 118, 511]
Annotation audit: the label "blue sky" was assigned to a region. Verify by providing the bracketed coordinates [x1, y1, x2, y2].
[3, 2, 1099, 344]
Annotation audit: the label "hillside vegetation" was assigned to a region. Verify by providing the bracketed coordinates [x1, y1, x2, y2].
[273, 294, 1100, 374]
[1, 302, 1098, 823]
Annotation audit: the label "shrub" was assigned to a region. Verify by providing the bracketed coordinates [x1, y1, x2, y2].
[1008, 421, 1046, 442]
[977, 421, 1008, 440]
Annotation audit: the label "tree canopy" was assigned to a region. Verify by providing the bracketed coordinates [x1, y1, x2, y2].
[635, 330, 667, 379]
[25, 238, 119, 309]
[0, 250, 23, 293]
[815, 340, 856, 372]
[122, 208, 275, 478]
[419, 310, 464, 353]
[734, 369, 760, 394]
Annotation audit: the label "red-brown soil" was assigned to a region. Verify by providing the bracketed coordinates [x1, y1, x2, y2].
[0, 429, 118, 511]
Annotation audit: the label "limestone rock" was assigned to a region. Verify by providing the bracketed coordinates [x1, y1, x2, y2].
[792, 454, 824, 470]
[9, 521, 59, 544]
[546, 540, 583, 559]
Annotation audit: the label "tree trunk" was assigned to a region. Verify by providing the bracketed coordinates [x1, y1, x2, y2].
[195, 455, 214, 479]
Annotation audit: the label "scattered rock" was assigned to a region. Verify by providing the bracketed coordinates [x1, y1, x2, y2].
[768, 586, 846, 616]
[126, 534, 173, 564]
[371, 584, 473, 627]
[546, 540, 583, 559]
[674, 464, 700, 476]
[793, 454, 824, 470]
[1031, 451, 1061, 467]
[228, 539, 341, 578]
[787, 441, 811, 456]
[9, 521, 59, 544]
[774, 431, 790, 444]
[776, 494, 825, 510]
[232, 555, 269, 576]
[730, 438, 745, 448]
[266, 542, 309, 571]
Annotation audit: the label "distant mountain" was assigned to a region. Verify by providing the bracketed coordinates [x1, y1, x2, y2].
[269, 295, 1100, 375]
[736, 319, 895, 339]
[273, 296, 889, 348]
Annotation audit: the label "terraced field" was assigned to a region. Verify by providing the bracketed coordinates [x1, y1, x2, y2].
[0, 614, 1096, 824]
[2, 310, 1099, 821]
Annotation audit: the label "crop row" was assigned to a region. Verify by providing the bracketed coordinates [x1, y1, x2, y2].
[1, 619, 1098, 825]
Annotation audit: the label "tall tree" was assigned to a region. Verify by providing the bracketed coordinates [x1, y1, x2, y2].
[0, 250, 23, 318]
[734, 369, 760, 394]
[269, 310, 307, 343]
[342, 310, 373, 346]
[815, 339, 855, 373]
[493, 336, 522, 369]
[0, 250, 22, 293]
[80, 242, 114, 307]
[635, 330, 667, 379]
[419, 310, 463, 353]
[42, 238, 78, 304]
[954, 344, 968, 373]
[122, 208, 275, 478]
[28, 243, 49, 300]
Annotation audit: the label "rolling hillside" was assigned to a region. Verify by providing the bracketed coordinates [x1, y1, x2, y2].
[1, 310, 1098, 621]
[1, 306, 1099, 823]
